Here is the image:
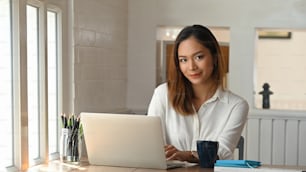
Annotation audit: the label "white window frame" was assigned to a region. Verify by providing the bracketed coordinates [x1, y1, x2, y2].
[11, 0, 28, 170]
[26, 0, 47, 166]
[8, 0, 63, 170]
[47, 4, 63, 160]
[0, 0, 14, 170]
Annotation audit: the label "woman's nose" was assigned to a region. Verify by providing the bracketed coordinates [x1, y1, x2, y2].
[188, 60, 197, 70]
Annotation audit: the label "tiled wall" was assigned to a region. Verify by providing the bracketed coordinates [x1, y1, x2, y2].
[73, 0, 128, 114]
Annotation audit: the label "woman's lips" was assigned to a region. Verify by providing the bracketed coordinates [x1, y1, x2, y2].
[189, 73, 201, 78]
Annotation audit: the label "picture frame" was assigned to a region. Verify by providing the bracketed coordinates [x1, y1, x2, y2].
[258, 31, 291, 39]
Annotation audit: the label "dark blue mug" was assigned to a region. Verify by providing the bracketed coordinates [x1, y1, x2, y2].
[196, 140, 219, 168]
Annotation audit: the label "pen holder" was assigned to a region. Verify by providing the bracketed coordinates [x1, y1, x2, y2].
[60, 128, 83, 164]
[66, 130, 82, 164]
[60, 114, 83, 163]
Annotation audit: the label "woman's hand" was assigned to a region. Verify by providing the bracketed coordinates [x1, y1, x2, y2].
[164, 144, 198, 162]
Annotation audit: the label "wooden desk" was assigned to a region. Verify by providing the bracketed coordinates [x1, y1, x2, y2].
[27, 160, 306, 172]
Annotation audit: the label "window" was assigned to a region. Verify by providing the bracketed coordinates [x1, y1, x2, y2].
[27, 4, 40, 163]
[0, 0, 13, 168]
[0, 0, 63, 170]
[47, 10, 59, 157]
[254, 29, 306, 110]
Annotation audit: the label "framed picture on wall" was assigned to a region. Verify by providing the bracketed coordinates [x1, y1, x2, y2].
[258, 31, 291, 39]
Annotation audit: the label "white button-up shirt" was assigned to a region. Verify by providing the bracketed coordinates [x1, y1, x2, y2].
[148, 83, 249, 160]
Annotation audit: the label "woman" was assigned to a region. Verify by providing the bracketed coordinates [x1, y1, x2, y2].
[148, 25, 249, 162]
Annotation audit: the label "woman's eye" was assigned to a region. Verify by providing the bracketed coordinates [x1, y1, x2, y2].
[195, 55, 203, 60]
[179, 58, 187, 63]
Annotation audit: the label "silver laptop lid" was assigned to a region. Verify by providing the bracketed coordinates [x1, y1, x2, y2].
[80, 112, 168, 169]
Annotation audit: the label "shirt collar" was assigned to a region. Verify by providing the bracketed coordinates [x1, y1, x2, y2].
[208, 86, 229, 104]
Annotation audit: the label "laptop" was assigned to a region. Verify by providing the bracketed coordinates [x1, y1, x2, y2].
[80, 112, 186, 169]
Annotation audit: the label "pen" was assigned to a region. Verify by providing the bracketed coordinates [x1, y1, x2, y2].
[61, 113, 67, 128]
[64, 114, 68, 128]
[61, 114, 64, 128]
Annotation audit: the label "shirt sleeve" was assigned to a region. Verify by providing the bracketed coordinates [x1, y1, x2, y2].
[147, 84, 167, 117]
[147, 84, 167, 143]
[217, 99, 249, 159]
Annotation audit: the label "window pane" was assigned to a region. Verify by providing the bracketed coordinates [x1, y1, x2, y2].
[27, 5, 40, 161]
[0, 0, 13, 168]
[255, 29, 306, 110]
[47, 11, 58, 155]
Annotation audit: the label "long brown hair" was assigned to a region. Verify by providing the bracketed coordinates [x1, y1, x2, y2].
[167, 25, 226, 115]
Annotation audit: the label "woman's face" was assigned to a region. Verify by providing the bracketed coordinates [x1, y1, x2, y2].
[177, 36, 215, 86]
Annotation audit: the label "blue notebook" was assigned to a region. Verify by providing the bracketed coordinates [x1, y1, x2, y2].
[215, 160, 261, 168]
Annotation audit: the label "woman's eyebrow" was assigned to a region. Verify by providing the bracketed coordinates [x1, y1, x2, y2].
[193, 50, 204, 55]
[178, 50, 203, 58]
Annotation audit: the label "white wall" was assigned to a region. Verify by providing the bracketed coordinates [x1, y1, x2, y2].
[255, 30, 306, 110]
[127, 0, 158, 113]
[72, 0, 128, 114]
[127, 0, 306, 112]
